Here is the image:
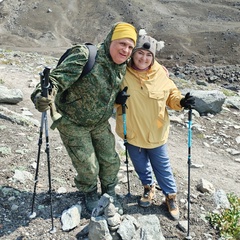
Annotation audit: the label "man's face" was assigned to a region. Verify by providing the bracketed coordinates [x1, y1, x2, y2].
[109, 38, 135, 64]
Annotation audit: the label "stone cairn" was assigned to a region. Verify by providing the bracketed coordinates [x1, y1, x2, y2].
[86, 194, 165, 240]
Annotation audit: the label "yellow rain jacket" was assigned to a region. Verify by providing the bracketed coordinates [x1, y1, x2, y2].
[115, 61, 183, 148]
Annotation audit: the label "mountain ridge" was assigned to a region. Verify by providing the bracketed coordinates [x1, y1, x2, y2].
[0, 0, 239, 66]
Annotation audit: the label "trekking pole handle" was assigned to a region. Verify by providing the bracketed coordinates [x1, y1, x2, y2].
[40, 67, 51, 98]
[188, 106, 192, 121]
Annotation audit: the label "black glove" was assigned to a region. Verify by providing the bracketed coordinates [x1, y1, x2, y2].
[115, 86, 130, 105]
[180, 92, 195, 109]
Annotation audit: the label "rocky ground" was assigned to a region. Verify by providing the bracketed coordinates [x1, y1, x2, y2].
[0, 0, 240, 239]
[0, 49, 239, 240]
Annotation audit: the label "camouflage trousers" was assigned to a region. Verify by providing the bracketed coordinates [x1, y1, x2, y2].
[57, 117, 120, 193]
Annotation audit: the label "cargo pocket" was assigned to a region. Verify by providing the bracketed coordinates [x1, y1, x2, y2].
[148, 90, 167, 128]
[148, 91, 166, 101]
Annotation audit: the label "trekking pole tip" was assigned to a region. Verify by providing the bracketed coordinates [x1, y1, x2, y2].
[185, 235, 192, 240]
[50, 227, 56, 234]
[29, 212, 37, 219]
[125, 192, 132, 198]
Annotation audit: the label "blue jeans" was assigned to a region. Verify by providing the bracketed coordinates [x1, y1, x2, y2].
[127, 143, 177, 196]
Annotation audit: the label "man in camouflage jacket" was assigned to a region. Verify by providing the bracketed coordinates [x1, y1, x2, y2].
[31, 22, 137, 213]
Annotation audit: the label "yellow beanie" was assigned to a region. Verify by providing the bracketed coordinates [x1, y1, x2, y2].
[111, 22, 137, 46]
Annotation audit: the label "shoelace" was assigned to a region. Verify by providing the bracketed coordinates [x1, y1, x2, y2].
[144, 188, 151, 198]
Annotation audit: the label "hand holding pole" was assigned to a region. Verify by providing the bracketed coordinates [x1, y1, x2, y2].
[30, 66, 56, 233]
[117, 87, 131, 197]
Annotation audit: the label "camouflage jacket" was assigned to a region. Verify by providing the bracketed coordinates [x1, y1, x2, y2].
[31, 23, 127, 127]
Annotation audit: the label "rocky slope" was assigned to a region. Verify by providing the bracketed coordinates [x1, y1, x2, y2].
[0, 0, 239, 66]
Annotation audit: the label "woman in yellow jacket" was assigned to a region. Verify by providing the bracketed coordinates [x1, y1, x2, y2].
[115, 30, 195, 220]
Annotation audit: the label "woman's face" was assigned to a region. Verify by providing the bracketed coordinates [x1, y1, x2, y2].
[132, 49, 153, 70]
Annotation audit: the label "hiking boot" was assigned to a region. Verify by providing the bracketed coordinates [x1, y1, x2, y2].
[84, 188, 99, 214]
[165, 193, 180, 220]
[102, 184, 123, 215]
[139, 184, 155, 208]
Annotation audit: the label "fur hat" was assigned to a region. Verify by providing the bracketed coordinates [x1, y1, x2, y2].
[133, 29, 165, 57]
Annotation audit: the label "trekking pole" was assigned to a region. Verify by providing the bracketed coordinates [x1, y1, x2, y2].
[30, 67, 56, 233]
[119, 86, 131, 197]
[122, 105, 130, 197]
[122, 101, 131, 197]
[186, 107, 192, 240]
